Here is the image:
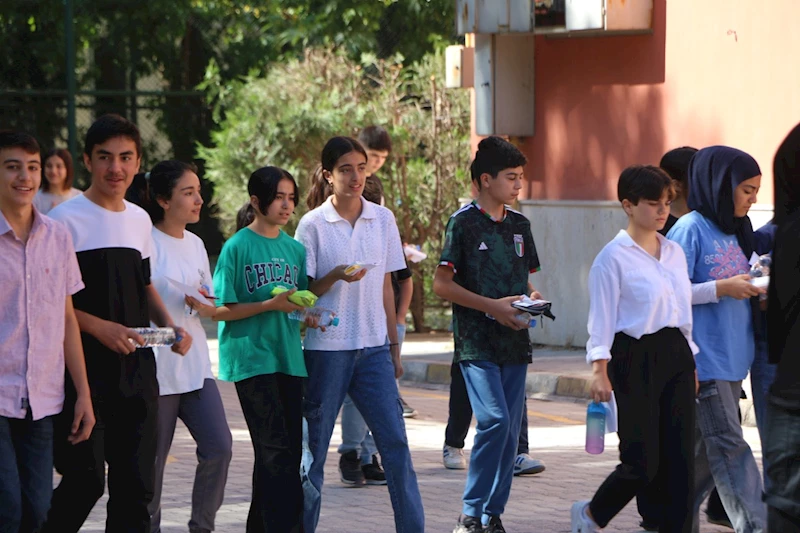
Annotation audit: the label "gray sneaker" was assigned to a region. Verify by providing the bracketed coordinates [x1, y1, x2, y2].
[443, 444, 467, 469]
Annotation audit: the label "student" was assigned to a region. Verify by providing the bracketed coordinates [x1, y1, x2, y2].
[570, 165, 697, 533]
[213, 166, 318, 533]
[126, 160, 232, 533]
[638, 145, 698, 531]
[357, 125, 417, 419]
[765, 122, 800, 532]
[667, 146, 766, 533]
[0, 131, 94, 533]
[295, 136, 424, 533]
[43, 114, 191, 533]
[657, 146, 697, 236]
[33, 148, 81, 214]
[433, 136, 543, 533]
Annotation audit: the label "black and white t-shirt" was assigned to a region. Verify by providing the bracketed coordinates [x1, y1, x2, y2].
[49, 194, 155, 397]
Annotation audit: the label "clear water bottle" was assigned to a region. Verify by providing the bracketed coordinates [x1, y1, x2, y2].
[130, 327, 178, 348]
[516, 312, 537, 328]
[288, 308, 339, 327]
[585, 401, 606, 455]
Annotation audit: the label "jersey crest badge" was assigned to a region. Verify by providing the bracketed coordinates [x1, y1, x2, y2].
[514, 234, 524, 257]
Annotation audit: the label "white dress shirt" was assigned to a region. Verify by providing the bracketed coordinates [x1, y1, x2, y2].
[586, 230, 699, 363]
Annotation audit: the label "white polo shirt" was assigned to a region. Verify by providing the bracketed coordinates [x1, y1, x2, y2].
[295, 196, 406, 351]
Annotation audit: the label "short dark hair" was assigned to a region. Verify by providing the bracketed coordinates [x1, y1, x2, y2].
[127, 160, 197, 223]
[659, 146, 698, 186]
[358, 126, 392, 153]
[362, 175, 384, 205]
[470, 136, 527, 188]
[42, 148, 75, 192]
[249, 166, 298, 215]
[84, 114, 142, 157]
[0, 130, 40, 155]
[617, 165, 674, 204]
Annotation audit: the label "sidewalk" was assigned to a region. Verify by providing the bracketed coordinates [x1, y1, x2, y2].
[398, 333, 593, 400]
[205, 328, 757, 423]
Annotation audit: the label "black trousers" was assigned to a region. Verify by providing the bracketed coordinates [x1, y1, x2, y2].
[44, 351, 159, 533]
[588, 328, 696, 533]
[444, 362, 529, 454]
[236, 373, 304, 533]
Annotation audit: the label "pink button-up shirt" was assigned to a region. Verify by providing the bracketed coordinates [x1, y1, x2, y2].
[0, 209, 84, 420]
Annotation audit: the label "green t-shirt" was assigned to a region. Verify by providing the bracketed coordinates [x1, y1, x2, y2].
[439, 201, 541, 366]
[213, 228, 308, 381]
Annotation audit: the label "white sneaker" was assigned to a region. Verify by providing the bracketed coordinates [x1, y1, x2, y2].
[513, 453, 546, 476]
[571, 501, 601, 533]
[443, 444, 467, 469]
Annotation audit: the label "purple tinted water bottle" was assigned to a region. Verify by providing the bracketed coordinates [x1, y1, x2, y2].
[585, 401, 605, 454]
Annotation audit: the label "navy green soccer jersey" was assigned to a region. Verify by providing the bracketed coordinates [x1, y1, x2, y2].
[439, 201, 541, 365]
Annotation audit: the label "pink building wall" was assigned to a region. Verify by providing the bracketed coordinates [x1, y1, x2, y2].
[475, 0, 800, 206]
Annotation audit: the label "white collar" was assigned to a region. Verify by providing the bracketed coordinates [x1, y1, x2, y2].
[321, 195, 377, 223]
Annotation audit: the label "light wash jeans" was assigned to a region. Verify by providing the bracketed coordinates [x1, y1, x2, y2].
[339, 324, 407, 465]
[460, 361, 527, 524]
[693, 380, 766, 533]
[750, 339, 776, 487]
[303, 343, 424, 533]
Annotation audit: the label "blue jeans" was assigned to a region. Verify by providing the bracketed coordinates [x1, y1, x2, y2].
[459, 361, 527, 523]
[750, 341, 776, 468]
[303, 344, 424, 533]
[0, 413, 54, 533]
[693, 380, 766, 533]
[764, 396, 800, 529]
[339, 324, 408, 465]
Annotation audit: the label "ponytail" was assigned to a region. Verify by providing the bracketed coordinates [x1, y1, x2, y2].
[236, 201, 256, 231]
[126, 160, 196, 223]
[305, 164, 332, 210]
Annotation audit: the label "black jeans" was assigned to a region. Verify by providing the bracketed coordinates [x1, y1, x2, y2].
[764, 395, 800, 532]
[44, 352, 159, 533]
[444, 362, 529, 454]
[236, 373, 304, 533]
[588, 329, 696, 533]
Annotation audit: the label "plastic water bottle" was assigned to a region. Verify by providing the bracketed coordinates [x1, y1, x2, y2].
[130, 327, 179, 348]
[585, 401, 606, 454]
[515, 313, 537, 328]
[288, 308, 339, 327]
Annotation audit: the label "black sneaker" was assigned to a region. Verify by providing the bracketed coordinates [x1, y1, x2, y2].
[400, 396, 418, 418]
[452, 515, 482, 533]
[362, 455, 387, 486]
[485, 515, 507, 533]
[338, 450, 366, 486]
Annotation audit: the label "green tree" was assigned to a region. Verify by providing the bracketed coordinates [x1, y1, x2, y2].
[198, 48, 471, 330]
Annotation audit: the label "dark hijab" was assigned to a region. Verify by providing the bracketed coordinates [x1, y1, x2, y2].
[687, 146, 761, 258]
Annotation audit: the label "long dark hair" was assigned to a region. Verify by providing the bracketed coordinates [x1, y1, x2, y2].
[42, 148, 75, 192]
[127, 160, 197, 223]
[305, 136, 367, 210]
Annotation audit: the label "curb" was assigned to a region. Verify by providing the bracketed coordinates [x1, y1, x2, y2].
[400, 360, 592, 400]
[400, 360, 758, 427]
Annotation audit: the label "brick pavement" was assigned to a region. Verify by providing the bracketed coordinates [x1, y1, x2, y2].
[76, 379, 749, 533]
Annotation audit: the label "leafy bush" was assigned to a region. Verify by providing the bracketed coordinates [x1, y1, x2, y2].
[198, 47, 471, 330]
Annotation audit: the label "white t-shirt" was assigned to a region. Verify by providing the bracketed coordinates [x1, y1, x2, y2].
[150, 228, 214, 395]
[295, 196, 406, 351]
